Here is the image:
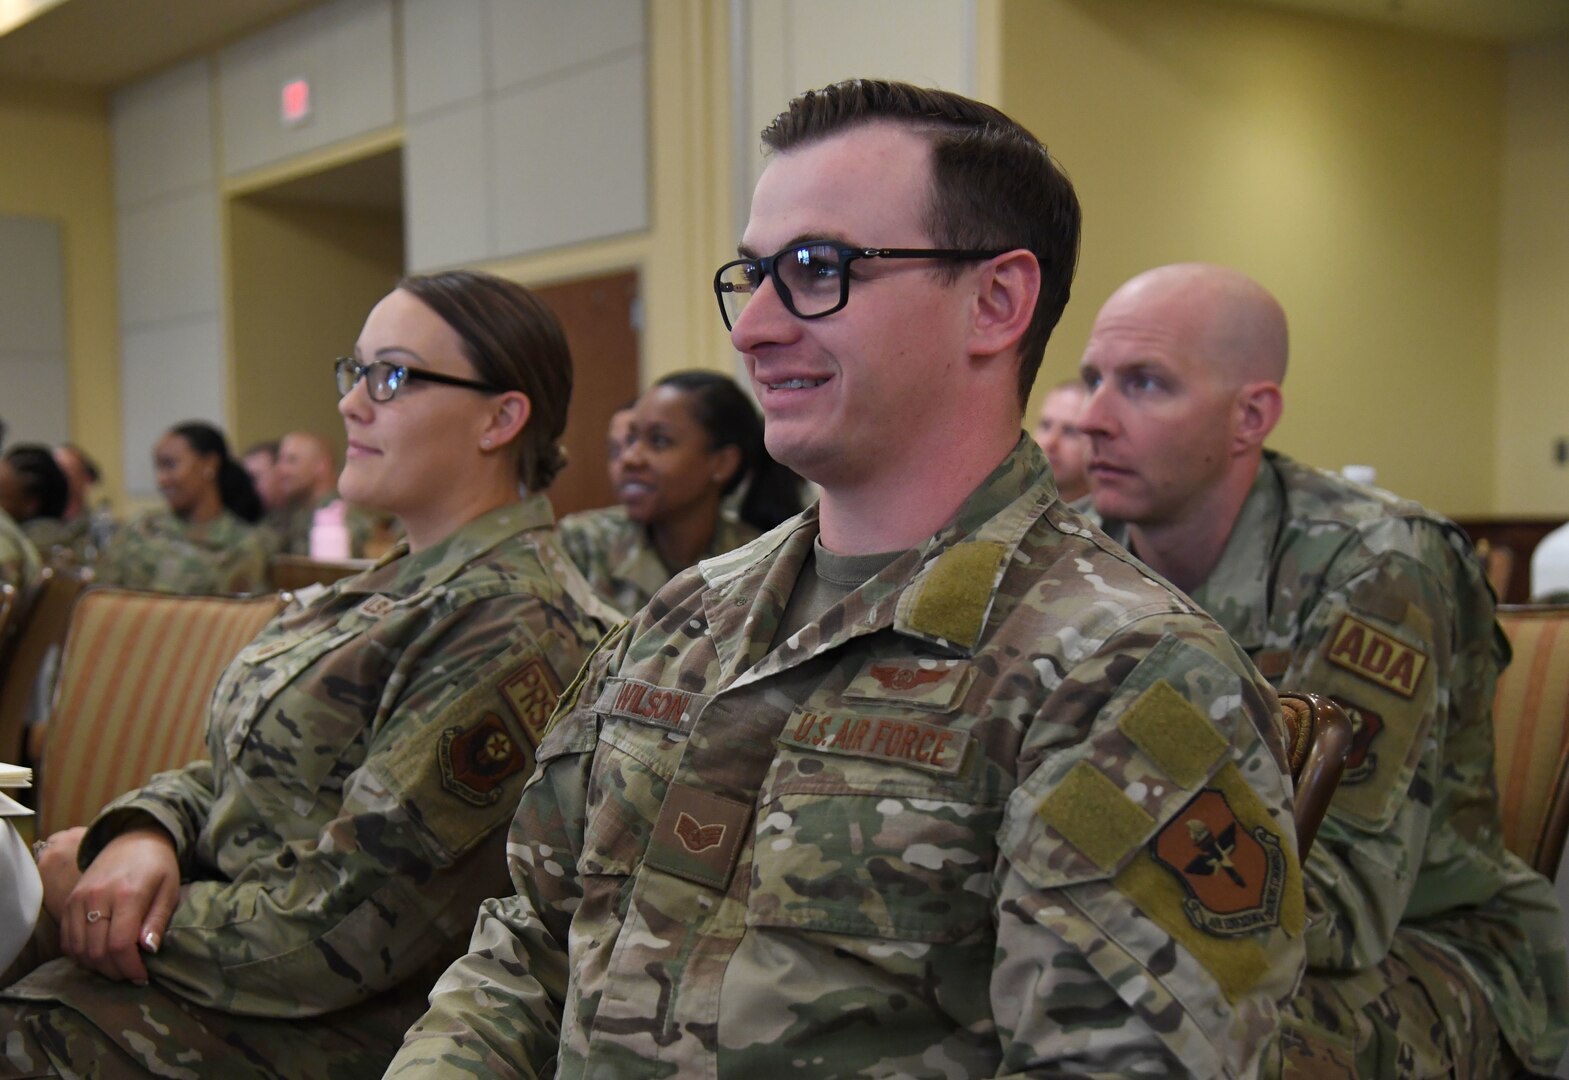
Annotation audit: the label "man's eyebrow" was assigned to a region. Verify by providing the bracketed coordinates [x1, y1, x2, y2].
[736, 234, 860, 260]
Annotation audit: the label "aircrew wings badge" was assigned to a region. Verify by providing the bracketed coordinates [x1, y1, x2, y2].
[1151, 787, 1286, 937]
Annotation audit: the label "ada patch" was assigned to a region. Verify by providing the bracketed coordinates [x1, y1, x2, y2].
[1330, 696, 1383, 783]
[439, 712, 528, 806]
[499, 656, 563, 742]
[1151, 788, 1286, 937]
[1325, 614, 1427, 699]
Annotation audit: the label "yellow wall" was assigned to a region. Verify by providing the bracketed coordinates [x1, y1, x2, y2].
[0, 80, 121, 507]
[1495, 37, 1569, 515]
[1004, 0, 1505, 516]
[226, 195, 404, 457]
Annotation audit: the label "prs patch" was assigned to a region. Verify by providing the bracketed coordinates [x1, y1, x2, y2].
[438, 712, 528, 806]
[1325, 614, 1427, 699]
[643, 783, 752, 890]
[778, 706, 970, 776]
[1330, 696, 1383, 783]
[1150, 787, 1286, 937]
[499, 656, 563, 743]
[841, 658, 974, 711]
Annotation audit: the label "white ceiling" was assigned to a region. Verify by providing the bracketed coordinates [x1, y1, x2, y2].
[0, 0, 1563, 91]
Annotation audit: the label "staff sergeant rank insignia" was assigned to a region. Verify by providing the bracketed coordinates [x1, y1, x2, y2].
[1151, 787, 1286, 937]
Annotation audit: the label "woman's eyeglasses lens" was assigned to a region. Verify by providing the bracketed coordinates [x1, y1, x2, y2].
[335, 358, 405, 402]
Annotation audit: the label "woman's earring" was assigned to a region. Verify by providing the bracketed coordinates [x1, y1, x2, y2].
[481, 438, 493, 450]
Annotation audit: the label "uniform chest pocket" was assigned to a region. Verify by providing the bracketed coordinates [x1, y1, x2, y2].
[749, 729, 1000, 944]
[223, 626, 373, 814]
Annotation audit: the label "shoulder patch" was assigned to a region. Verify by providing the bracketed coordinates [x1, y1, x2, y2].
[1329, 695, 1383, 783]
[499, 655, 564, 743]
[1113, 761, 1305, 1002]
[439, 712, 530, 806]
[1324, 613, 1427, 699]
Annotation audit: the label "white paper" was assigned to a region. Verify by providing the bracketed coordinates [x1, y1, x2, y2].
[0, 821, 42, 971]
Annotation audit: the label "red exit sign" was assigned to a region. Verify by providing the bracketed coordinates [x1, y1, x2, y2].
[281, 78, 311, 126]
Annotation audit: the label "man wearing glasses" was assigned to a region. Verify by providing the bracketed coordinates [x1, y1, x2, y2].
[389, 80, 1304, 1078]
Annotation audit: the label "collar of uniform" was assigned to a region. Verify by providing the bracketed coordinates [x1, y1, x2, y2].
[1186, 454, 1286, 651]
[702, 436, 1052, 683]
[339, 495, 553, 596]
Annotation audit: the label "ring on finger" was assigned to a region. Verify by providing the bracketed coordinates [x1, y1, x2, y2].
[85, 909, 104, 924]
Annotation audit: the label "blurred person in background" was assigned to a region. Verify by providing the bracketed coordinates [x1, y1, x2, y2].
[93, 421, 274, 595]
[558, 369, 802, 615]
[1031, 377, 1089, 502]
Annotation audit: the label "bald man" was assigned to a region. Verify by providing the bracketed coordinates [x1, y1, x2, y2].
[1031, 379, 1089, 502]
[1078, 263, 1567, 1078]
[268, 431, 373, 557]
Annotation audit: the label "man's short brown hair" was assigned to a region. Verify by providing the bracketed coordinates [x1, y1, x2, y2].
[761, 79, 1080, 409]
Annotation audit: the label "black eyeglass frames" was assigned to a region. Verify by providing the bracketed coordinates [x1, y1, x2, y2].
[712, 242, 1009, 331]
[334, 357, 503, 403]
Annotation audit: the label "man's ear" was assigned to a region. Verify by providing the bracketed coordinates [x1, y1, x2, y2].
[1233, 381, 1282, 452]
[970, 250, 1041, 358]
[481, 391, 532, 452]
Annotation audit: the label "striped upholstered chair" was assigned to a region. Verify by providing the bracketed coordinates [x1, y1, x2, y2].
[1492, 604, 1569, 881]
[37, 586, 283, 836]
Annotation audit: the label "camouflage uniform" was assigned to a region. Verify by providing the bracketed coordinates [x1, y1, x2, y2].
[389, 439, 1307, 1079]
[0, 508, 42, 595]
[1098, 451, 1569, 1077]
[557, 504, 761, 616]
[93, 507, 275, 595]
[20, 516, 96, 570]
[0, 498, 616, 1078]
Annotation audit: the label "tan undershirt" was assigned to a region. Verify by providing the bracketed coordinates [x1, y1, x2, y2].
[772, 537, 904, 649]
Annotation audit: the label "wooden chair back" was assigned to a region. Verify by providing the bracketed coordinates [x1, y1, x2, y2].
[1492, 604, 1569, 880]
[0, 567, 92, 765]
[1278, 691, 1353, 858]
[38, 587, 284, 835]
[268, 554, 373, 593]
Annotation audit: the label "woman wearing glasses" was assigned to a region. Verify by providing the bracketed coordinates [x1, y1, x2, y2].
[557, 369, 803, 616]
[3, 271, 615, 1078]
[93, 421, 274, 595]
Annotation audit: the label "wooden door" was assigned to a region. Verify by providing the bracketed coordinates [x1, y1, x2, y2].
[533, 271, 640, 517]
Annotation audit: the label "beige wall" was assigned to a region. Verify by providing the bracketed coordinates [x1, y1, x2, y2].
[1005, 0, 1505, 516]
[0, 80, 121, 506]
[227, 197, 405, 457]
[1495, 37, 1569, 515]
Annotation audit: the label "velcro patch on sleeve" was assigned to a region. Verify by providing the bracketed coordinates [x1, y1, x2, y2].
[903, 541, 1009, 650]
[1117, 679, 1230, 789]
[1324, 613, 1428, 699]
[499, 655, 563, 744]
[1113, 761, 1305, 1002]
[1037, 761, 1156, 873]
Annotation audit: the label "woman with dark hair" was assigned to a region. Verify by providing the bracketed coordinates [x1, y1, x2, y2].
[559, 368, 803, 615]
[92, 421, 274, 595]
[3, 271, 614, 1076]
